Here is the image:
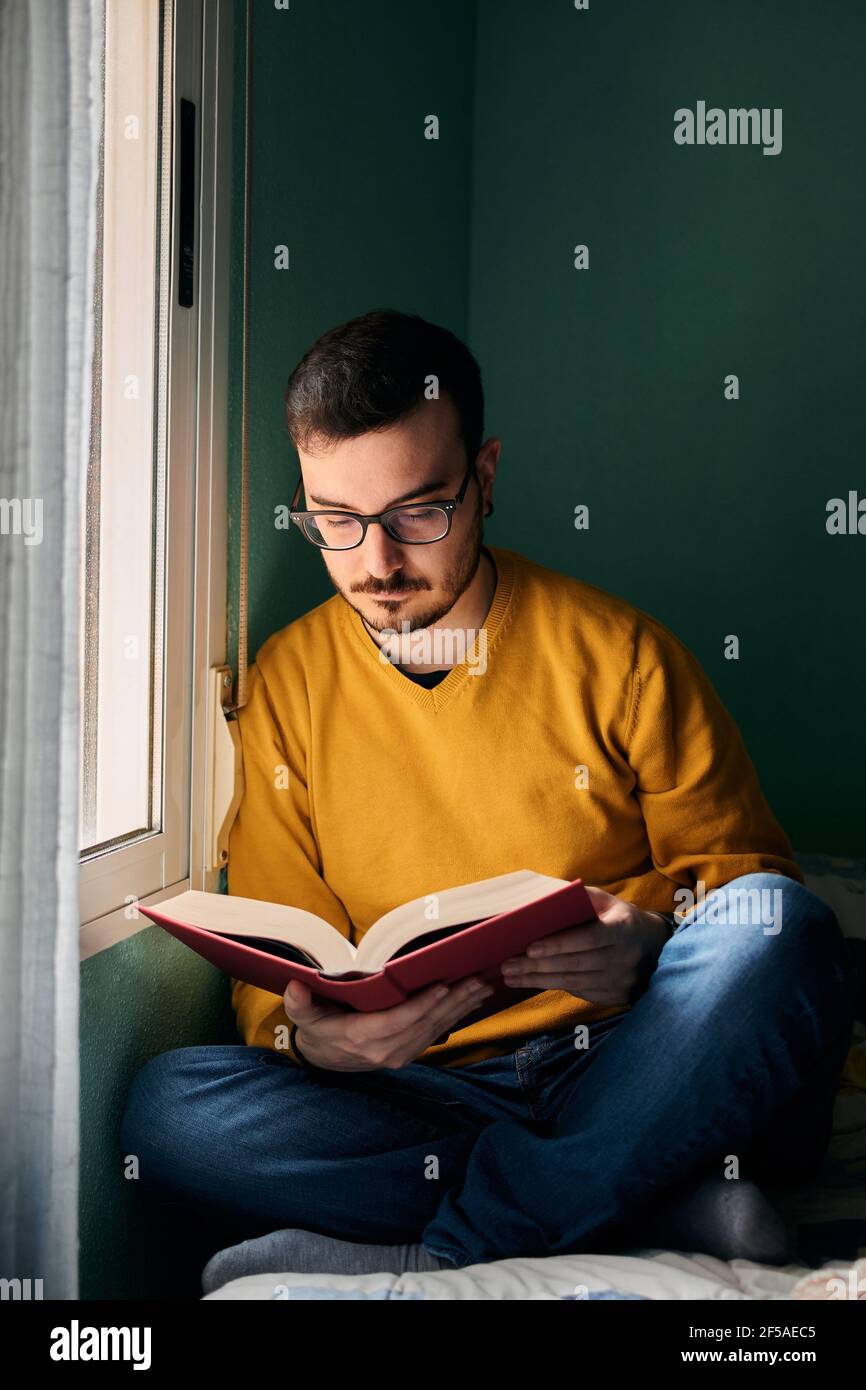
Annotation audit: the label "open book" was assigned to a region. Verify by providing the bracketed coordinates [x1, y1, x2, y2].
[139, 870, 598, 1014]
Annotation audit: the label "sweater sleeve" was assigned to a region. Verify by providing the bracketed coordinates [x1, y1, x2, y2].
[625, 617, 803, 894]
[226, 655, 354, 1056]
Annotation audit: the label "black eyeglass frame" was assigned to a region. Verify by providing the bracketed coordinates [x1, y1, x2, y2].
[288, 458, 478, 550]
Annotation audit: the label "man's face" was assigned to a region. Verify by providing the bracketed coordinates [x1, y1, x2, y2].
[296, 396, 491, 634]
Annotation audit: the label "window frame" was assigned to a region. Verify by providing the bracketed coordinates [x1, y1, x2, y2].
[80, 0, 233, 959]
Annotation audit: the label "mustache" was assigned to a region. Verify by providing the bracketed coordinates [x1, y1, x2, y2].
[353, 577, 430, 595]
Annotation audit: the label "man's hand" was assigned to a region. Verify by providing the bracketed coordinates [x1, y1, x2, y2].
[283, 975, 496, 1072]
[500, 886, 672, 1007]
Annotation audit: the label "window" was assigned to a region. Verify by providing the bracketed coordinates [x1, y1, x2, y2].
[79, 0, 233, 953]
[80, 0, 168, 855]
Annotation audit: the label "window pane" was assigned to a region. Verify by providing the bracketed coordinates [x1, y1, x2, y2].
[80, 0, 169, 855]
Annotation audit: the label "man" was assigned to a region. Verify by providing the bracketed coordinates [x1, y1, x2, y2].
[122, 310, 853, 1289]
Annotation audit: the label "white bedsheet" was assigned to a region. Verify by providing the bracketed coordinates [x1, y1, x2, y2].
[203, 1250, 866, 1301]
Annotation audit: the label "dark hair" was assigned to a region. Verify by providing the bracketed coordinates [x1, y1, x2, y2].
[283, 308, 484, 465]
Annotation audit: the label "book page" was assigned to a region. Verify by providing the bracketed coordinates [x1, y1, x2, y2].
[152, 889, 358, 973]
[354, 869, 571, 971]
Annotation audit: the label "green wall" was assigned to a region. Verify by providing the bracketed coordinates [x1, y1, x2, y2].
[227, 0, 478, 660]
[79, 936, 237, 1300]
[463, 0, 865, 855]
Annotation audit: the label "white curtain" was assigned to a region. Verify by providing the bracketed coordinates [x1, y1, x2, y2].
[0, 0, 102, 1301]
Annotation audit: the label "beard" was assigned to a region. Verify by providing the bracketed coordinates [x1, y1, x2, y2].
[328, 502, 485, 634]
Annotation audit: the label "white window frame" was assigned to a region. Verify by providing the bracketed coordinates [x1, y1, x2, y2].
[80, 0, 233, 960]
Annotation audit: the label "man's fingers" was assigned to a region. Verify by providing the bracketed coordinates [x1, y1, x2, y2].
[505, 948, 612, 973]
[435, 984, 494, 1030]
[284, 976, 497, 1072]
[283, 978, 348, 1026]
[347, 978, 493, 1053]
[527, 921, 612, 955]
[583, 885, 619, 913]
[385, 986, 497, 1060]
[285, 975, 490, 1036]
[357, 977, 491, 1042]
[409, 981, 497, 1045]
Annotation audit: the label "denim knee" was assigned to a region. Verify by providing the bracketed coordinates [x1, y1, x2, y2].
[683, 871, 839, 943]
[677, 871, 854, 1037]
[120, 1046, 219, 1193]
[723, 872, 846, 954]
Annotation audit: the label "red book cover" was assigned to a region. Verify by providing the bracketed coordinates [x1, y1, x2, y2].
[139, 877, 597, 1014]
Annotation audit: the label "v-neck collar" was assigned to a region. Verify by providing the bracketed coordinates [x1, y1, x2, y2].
[338, 546, 518, 712]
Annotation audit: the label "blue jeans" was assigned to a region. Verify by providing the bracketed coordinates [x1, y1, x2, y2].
[120, 874, 854, 1267]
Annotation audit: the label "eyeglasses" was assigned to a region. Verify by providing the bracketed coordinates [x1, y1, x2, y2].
[289, 458, 477, 550]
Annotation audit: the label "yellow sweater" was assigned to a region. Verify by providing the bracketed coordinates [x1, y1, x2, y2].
[228, 545, 802, 1067]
